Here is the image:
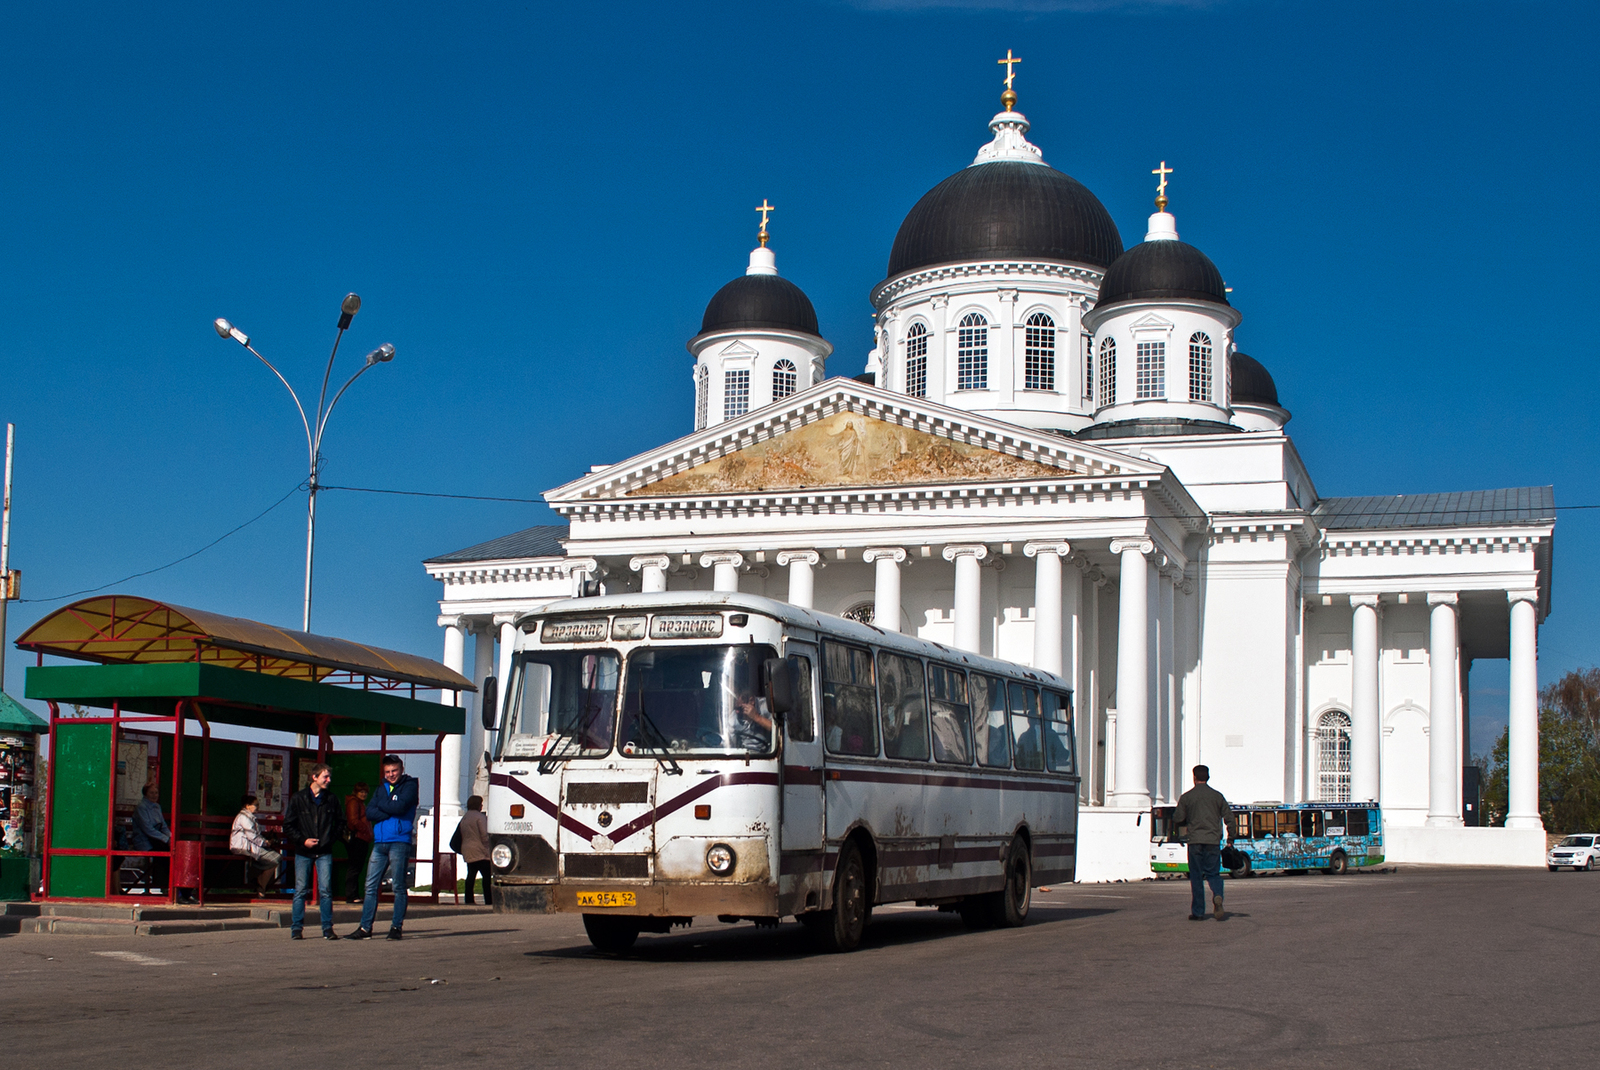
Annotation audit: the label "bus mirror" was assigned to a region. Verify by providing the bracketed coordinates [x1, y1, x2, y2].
[480, 676, 499, 731]
[763, 657, 796, 717]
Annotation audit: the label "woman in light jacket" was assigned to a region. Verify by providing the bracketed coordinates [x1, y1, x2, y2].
[230, 794, 282, 895]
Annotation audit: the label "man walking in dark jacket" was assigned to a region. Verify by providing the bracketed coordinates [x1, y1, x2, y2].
[349, 755, 418, 941]
[1174, 765, 1231, 921]
[285, 763, 345, 940]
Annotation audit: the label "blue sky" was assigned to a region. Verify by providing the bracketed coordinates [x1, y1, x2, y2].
[1, 0, 1594, 753]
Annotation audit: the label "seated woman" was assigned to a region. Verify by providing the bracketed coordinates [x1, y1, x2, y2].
[230, 794, 283, 895]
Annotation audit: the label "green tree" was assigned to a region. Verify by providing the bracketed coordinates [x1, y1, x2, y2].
[1482, 668, 1600, 832]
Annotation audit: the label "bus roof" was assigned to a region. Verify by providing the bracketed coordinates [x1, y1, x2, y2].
[521, 590, 1071, 692]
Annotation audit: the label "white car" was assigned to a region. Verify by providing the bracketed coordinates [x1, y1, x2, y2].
[1547, 834, 1600, 871]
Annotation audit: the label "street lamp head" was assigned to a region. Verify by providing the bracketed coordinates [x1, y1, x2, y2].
[365, 343, 396, 365]
[213, 318, 250, 347]
[337, 293, 362, 330]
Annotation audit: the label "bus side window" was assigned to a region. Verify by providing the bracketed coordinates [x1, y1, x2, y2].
[927, 664, 973, 765]
[878, 652, 930, 761]
[1347, 809, 1371, 837]
[1227, 813, 1249, 841]
[786, 654, 816, 743]
[1008, 682, 1044, 771]
[1042, 690, 1074, 774]
[1276, 811, 1298, 838]
[1300, 810, 1324, 838]
[822, 641, 879, 757]
[1324, 810, 1347, 836]
[1252, 811, 1276, 839]
[970, 673, 1010, 768]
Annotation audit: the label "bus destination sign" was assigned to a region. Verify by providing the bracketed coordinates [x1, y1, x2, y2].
[541, 618, 609, 643]
[649, 614, 725, 640]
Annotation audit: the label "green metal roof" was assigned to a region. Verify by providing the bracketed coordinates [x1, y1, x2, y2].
[0, 693, 48, 734]
[25, 663, 463, 737]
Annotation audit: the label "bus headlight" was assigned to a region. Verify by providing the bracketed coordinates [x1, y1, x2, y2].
[705, 843, 737, 875]
[491, 843, 514, 870]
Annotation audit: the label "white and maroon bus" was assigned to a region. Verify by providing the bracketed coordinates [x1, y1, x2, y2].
[482, 591, 1077, 953]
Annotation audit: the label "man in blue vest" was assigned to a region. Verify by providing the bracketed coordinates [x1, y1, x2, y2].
[347, 754, 418, 940]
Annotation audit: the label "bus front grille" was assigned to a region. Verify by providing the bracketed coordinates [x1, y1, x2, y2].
[564, 854, 650, 879]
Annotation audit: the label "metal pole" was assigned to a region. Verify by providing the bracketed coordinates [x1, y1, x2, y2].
[303, 464, 317, 633]
[1, 423, 14, 695]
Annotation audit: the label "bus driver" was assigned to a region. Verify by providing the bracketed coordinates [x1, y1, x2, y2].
[729, 691, 774, 752]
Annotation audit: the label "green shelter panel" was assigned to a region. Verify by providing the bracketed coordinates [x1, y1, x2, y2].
[49, 854, 108, 899]
[50, 723, 112, 850]
[26, 662, 465, 736]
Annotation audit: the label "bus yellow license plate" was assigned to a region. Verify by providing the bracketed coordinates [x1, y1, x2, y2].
[576, 891, 636, 908]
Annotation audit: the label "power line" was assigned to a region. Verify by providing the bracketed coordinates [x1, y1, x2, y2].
[319, 484, 544, 504]
[18, 482, 304, 604]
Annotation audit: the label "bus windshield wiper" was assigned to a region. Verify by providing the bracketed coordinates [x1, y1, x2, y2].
[537, 704, 604, 775]
[631, 695, 683, 776]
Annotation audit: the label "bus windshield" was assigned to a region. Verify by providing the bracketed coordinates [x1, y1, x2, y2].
[501, 650, 620, 759]
[618, 644, 779, 756]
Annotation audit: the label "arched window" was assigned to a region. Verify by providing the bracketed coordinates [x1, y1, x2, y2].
[724, 368, 750, 419]
[1188, 332, 1213, 402]
[1135, 340, 1165, 399]
[841, 601, 875, 624]
[1097, 338, 1116, 408]
[1316, 710, 1353, 803]
[772, 358, 797, 400]
[1024, 312, 1055, 391]
[905, 322, 928, 398]
[956, 312, 988, 391]
[694, 364, 709, 429]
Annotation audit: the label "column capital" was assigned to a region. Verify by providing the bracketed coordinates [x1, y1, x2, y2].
[1350, 593, 1382, 608]
[1426, 591, 1459, 606]
[1180, 579, 1195, 596]
[862, 546, 909, 565]
[1507, 588, 1540, 605]
[629, 554, 672, 573]
[1108, 536, 1155, 557]
[1023, 540, 1072, 558]
[561, 557, 599, 577]
[437, 614, 467, 630]
[942, 543, 989, 563]
[701, 551, 745, 569]
[469, 617, 497, 637]
[776, 549, 821, 567]
[493, 613, 520, 628]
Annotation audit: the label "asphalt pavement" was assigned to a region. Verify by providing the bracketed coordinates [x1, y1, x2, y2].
[5, 866, 1597, 1069]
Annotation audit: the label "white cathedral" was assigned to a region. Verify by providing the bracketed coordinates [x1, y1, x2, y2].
[424, 78, 1554, 878]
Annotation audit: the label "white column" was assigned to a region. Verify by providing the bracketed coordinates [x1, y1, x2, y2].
[1350, 594, 1381, 804]
[701, 551, 744, 593]
[1109, 537, 1153, 808]
[942, 544, 988, 653]
[630, 554, 671, 593]
[863, 548, 908, 632]
[1506, 590, 1543, 829]
[495, 614, 517, 715]
[437, 615, 467, 820]
[776, 550, 819, 609]
[1426, 592, 1463, 827]
[469, 621, 497, 800]
[1083, 565, 1104, 803]
[566, 557, 599, 598]
[1158, 564, 1176, 804]
[1024, 541, 1071, 675]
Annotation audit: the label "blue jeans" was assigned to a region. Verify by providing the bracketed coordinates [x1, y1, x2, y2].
[292, 853, 334, 935]
[359, 841, 411, 932]
[1187, 843, 1224, 917]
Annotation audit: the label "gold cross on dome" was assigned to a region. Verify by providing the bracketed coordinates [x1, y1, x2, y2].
[755, 199, 775, 245]
[997, 49, 1022, 90]
[1152, 161, 1174, 209]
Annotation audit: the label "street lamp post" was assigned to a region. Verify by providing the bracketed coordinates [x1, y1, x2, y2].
[214, 294, 395, 632]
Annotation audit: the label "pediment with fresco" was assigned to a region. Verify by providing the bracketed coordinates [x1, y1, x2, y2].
[627, 410, 1078, 496]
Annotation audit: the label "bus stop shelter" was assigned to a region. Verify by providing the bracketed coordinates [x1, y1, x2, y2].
[15, 595, 473, 905]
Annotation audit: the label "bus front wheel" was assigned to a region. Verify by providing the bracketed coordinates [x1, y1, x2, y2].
[813, 840, 870, 953]
[1230, 856, 1252, 880]
[1326, 850, 1349, 876]
[583, 914, 640, 954]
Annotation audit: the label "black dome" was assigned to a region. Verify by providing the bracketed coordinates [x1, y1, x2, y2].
[1230, 352, 1279, 406]
[885, 162, 1124, 280]
[1095, 239, 1229, 310]
[698, 274, 820, 338]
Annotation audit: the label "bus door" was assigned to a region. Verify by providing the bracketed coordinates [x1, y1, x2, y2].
[780, 642, 823, 853]
[558, 767, 657, 877]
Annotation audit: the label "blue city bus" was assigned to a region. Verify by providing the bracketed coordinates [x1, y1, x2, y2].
[1150, 801, 1384, 876]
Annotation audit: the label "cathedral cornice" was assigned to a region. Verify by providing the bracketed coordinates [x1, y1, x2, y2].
[1318, 531, 1548, 559]
[871, 259, 1105, 309]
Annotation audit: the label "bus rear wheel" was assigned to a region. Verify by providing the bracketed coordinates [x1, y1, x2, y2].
[969, 837, 1032, 929]
[1326, 850, 1349, 876]
[583, 914, 640, 954]
[813, 840, 870, 953]
[1230, 856, 1252, 880]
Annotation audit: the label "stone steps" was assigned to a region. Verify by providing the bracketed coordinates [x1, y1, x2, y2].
[0, 900, 287, 936]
